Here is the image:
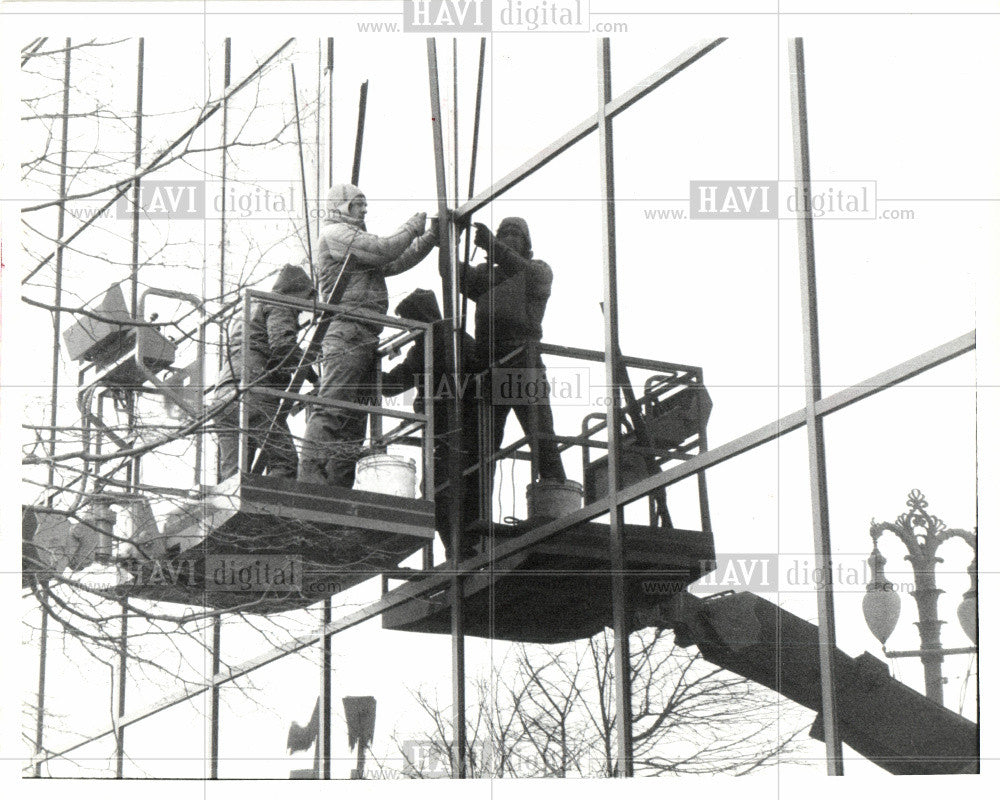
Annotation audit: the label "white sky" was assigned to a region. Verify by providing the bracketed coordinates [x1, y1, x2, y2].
[1, 0, 998, 795]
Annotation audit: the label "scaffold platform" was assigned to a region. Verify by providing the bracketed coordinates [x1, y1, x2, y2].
[120, 474, 435, 613]
[382, 521, 714, 643]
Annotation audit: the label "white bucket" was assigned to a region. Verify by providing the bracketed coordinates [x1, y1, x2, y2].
[526, 480, 583, 521]
[353, 454, 417, 498]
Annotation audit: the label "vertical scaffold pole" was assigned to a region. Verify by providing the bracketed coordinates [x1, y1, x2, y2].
[238, 291, 252, 475]
[33, 586, 49, 778]
[209, 43, 230, 778]
[129, 39, 145, 317]
[327, 39, 334, 188]
[319, 601, 332, 779]
[695, 368, 712, 537]
[209, 615, 222, 778]
[316, 40, 323, 244]
[115, 608, 128, 777]
[460, 38, 486, 331]
[118, 40, 145, 775]
[427, 37, 467, 779]
[291, 65, 315, 279]
[46, 36, 72, 496]
[452, 38, 460, 237]
[352, 81, 368, 187]
[36, 36, 72, 778]
[596, 38, 633, 777]
[788, 37, 843, 776]
[317, 40, 334, 769]
[422, 325, 436, 569]
[218, 38, 231, 385]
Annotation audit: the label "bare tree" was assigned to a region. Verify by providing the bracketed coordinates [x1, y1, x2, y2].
[19, 37, 336, 778]
[390, 628, 809, 778]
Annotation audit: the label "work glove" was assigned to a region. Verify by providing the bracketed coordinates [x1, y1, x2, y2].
[304, 367, 320, 385]
[407, 212, 427, 236]
[473, 222, 494, 251]
[289, 387, 318, 417]
[426, 215, 440, 243]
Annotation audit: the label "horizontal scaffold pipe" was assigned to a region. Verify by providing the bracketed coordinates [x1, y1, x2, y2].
[27, 328, 974, 772]
[456, 37, 726, 221]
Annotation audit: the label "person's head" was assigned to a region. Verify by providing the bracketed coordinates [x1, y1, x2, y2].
[272, 264, 315, 299]
[327, 183, 366, 223]
[395, 288, 442, 323]
[496, 217, 532, 259]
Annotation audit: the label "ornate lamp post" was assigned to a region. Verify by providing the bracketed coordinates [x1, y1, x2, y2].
[864, 490, 977, 706]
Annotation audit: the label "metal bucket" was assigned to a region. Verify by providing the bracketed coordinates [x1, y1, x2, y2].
[526, 479, 583, 521]
[353, 454, 417, 498]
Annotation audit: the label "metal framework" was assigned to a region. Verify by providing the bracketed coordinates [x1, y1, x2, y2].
[788, 37, 843, 774]
[23, 35, 979, 780]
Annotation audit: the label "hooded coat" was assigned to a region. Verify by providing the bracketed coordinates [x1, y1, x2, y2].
[298, 187, 436, 486]
[382, 288, 481, 433]
[383, 288, 483, 550]
[460, 217, 567, 483]
[222, 263, 314, 386]
[460, 216, 553, 354]
[215, 263, 315, 480]
[316, 184, 437, 333]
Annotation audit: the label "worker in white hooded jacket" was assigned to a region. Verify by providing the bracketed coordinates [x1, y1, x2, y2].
[299, 183, 437, 486]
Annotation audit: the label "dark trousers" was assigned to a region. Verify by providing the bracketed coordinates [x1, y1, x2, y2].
[216, 390, 298, 480]
[432, 415, 482, 558]
[487, 345, 567, 483]
[299, 322, 378, 488]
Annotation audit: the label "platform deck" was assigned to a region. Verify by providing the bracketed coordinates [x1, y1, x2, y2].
[382, 521, 715, 643]
[122, 474, 435, 613]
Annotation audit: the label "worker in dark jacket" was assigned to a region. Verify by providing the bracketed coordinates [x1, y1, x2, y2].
[382, 289, 482, 558]
[215, 263, 316, 480]
[461, 217, 566, 483]
[299, 184, 438, 487]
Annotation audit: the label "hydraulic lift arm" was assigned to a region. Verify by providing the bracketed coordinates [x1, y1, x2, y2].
[667, 591, 978, 774]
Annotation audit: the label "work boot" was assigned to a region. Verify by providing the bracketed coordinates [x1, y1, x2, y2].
[297, 460, 327, 485]
[325, 458, 357, 489]
[442, 537, 480, 564]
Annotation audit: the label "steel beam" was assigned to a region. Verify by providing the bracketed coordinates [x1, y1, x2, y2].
[115, 606, 128, 777]
[597, 38, 633, 777]
[238, 291, 252, 475]
[33, 588, 50, 777]
[316, 40, 323, 243]
[456, 38, 726, 220]
[218, 38, 231, 380]
[121, 43, 144, 775]
[788, 37, 843, 775]
[29, 312, 973, 770]
[291, 65, 315, 277]
[327, 39, 334, 187]
[129, 38, 145, 317]
[427, 37, 467, 779]
[46, 37, 71, 496]
[209, 615, 221, 778]
[36, 38, 71, 778]
[319, 601, 332, 779]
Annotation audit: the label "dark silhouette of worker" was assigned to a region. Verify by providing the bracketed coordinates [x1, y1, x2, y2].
[461, 218, 567, 484]
[215, 263, 316, 480]
[382, 289, 482, 559]
[299, 184, 438, 487]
